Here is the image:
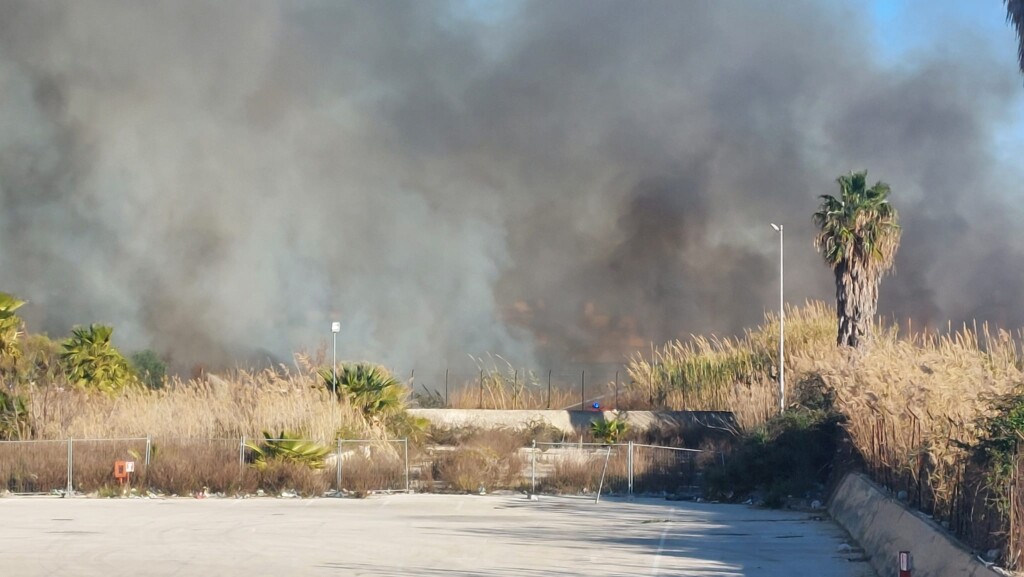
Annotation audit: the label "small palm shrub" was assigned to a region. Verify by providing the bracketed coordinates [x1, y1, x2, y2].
[590, 418, 628, 444]
[318, 363, 405, 419]
[61, 325, 137, 393]
[0, 292, 25, 377]
[245, 431, 333, 470]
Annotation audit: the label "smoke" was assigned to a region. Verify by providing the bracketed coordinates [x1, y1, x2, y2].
[0, 1, 1021, 373]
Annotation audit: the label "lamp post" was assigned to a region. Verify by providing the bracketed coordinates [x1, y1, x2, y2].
[770, 223, 784, 413]
[331, 321, 341, 399]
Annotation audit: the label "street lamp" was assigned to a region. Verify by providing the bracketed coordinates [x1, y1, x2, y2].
[770, 223, 784, 413]
[331, 321, 341, 399]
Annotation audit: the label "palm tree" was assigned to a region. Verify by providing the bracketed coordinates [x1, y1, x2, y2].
[61, 324, 137, 393]
[1008, 0, 1023, 75]
[318, 363, 405, 420]
[0, 292, 26, 372]
[813, 171, 901, 347]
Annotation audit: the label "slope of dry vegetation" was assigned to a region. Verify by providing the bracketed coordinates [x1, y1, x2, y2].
[625, 300, 1024, 567]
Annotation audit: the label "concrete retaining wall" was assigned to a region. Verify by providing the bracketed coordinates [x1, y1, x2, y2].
[828, 473, 1001, 577]
[407, 409, 736, 436]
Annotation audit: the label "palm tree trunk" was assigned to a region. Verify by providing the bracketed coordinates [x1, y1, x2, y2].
[834, 263, 879, 347]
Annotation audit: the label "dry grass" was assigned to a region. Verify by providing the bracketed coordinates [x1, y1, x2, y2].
[446, 357, 583, 410]
[625, 301, 835, 430]
[794, 320, 1024, 534]
[629, 300, 1024, 565]
[0, 440, 67, 493]
[22, 353, 377, 441]
[337, 440, 408, 495]
[432, 429, 525, 492]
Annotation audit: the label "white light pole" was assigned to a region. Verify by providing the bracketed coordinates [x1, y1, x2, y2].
[770, 223, 784, 413]
[331, 321, 341, 399]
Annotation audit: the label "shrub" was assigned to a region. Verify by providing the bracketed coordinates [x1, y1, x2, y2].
[0, 292, 25, 381]
[130, 350, 167, 390]
[245, 431, 332, 470]
[61, 325, 137, 393]
[434, 430, 524, 492]
[590, 418, 628, 444]
[17, 334, 62, 387]
[0, 390, 31, 440]
[319, 363, 405, 420]
[704, 404, 840, 505]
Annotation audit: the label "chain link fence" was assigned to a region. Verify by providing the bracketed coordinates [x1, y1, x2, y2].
[0, 439, 69, 494]
[336, 439, 410, 494]
[527, 441, 705, 498]
[1, 436, 708, 498]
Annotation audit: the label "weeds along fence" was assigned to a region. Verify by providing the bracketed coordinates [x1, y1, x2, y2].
[0, 438, 151, 494]
[335, 439, 409, 494]
[529, 442, 705, 497]
[0, 436, 710, 499]
[0, 437, 411, 497]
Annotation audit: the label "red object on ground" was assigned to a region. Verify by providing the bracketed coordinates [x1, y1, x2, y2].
[899, 551, 912, 577]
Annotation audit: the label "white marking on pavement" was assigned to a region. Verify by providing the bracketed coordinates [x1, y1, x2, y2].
[650, 509, 676, 576]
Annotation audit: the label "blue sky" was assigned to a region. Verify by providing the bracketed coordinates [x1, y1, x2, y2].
[869, 0, 1024, 154]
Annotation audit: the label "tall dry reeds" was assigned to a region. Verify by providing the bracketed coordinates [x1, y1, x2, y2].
[447, 355, 581, 410]
[795, 320, 1024, 563]
[21, 353, 378, 441]
[625, 301, 836, 430]
[630, 300, 1024, 566]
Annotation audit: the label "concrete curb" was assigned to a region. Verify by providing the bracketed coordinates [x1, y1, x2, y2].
[828, 473, 1002, 577]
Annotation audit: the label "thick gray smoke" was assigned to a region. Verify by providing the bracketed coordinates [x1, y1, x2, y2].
[0, 1, 1021, 373]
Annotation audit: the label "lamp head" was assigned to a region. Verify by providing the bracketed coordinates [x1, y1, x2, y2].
[770, 223, 782, 232]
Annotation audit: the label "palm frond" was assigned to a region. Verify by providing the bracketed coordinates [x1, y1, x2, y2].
[1008, 0, 1024, 75]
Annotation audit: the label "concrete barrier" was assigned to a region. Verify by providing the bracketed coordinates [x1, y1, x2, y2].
[828, 473, 1001, 577]
[407, 409, 736, 436]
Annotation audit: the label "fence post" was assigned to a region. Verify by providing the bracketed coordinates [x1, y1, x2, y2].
[66, 437, 73, 495]
[531, 439, 537, 495]
[479, 370, 484, 409]
[336, 439, 343, 491]
[239, 435, 245, 470]
[547, 370, 552, 409]
[444, 369, 449, 408]
[628, 441, 633, 497]
[595, 445, 612, 503]
[580, 370, 585, 410]
[513, 370, 518, 410]
[615, 371, 619, 408]
[404, 438, 410, 493]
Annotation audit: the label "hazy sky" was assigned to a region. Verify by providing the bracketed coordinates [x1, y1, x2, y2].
[0, 1, 1021, 376]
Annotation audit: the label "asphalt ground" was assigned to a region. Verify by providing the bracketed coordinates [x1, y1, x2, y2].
[0, 494, 876, 576]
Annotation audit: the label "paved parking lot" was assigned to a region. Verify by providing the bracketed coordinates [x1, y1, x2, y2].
[0, 494, 874, 576]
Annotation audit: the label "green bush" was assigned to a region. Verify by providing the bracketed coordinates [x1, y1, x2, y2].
[130, 350, 167, 390]
[245, 431, 333, 470]
[318, 363, 405, 420]
[591, 418, 629, 444]
[17, 334, 62, 386]
[971, 391, 1024, 516]
[0, 390, 31, 440]
[704, 405, 841, 505]
[61, 324, 137, 393]
[0, 292, 25, 377]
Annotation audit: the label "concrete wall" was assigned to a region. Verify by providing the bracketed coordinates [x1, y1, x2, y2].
[828, 473, 1001, 577]
[407, 409, 736, 436]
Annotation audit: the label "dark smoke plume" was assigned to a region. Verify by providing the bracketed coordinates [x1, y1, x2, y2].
[0, 1, 1022, 374]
